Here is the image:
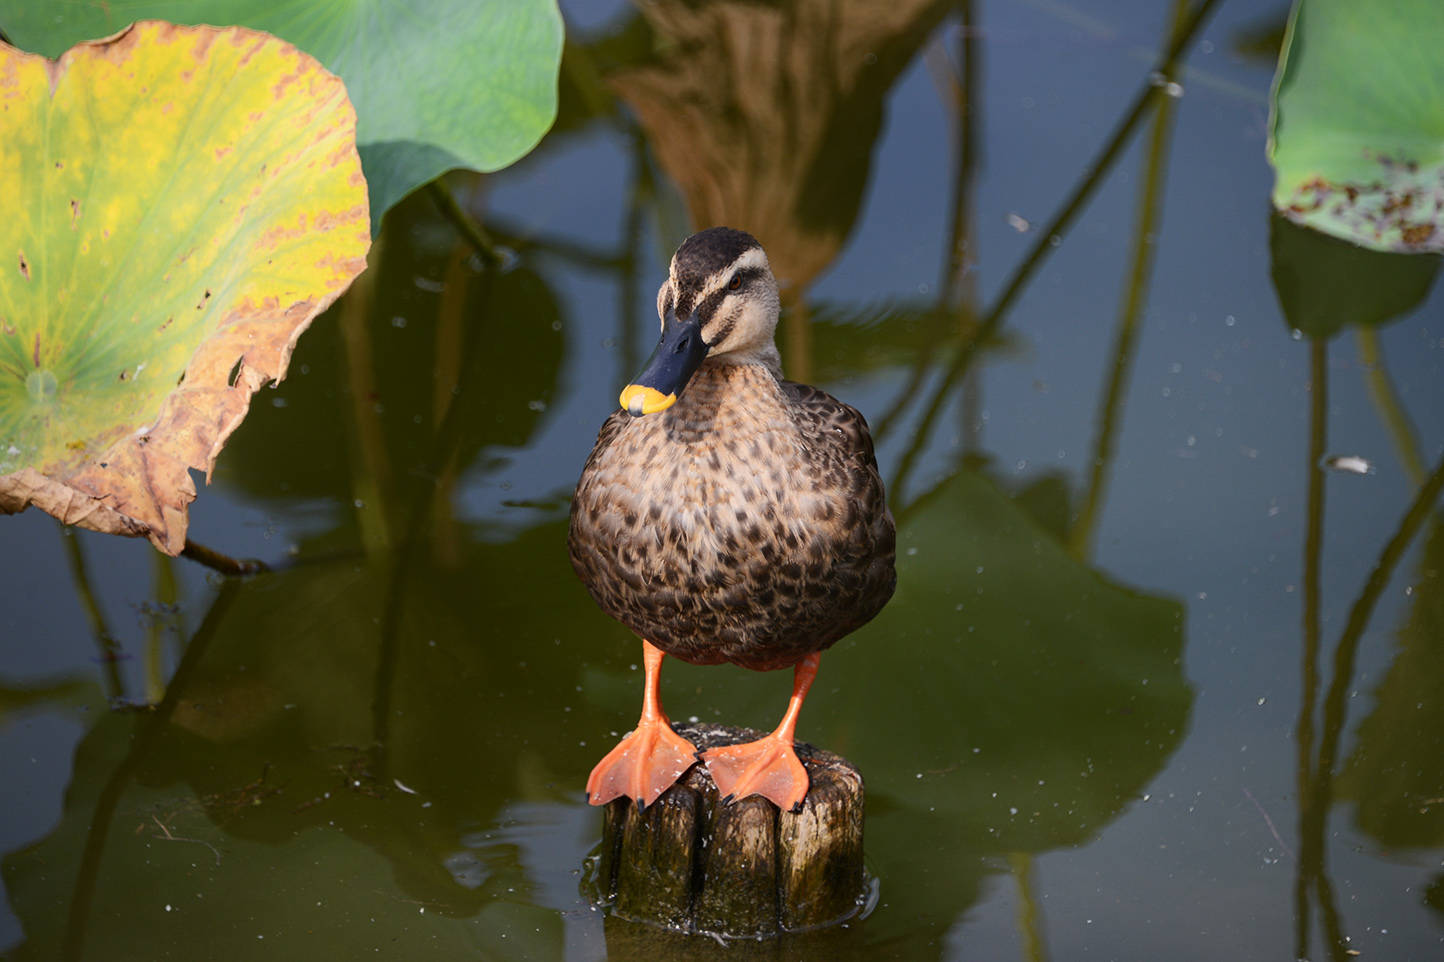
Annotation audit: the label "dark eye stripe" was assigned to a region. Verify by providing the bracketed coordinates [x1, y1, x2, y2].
[731, 267, 764, 288]
[695, 286, 729, 327]
[673, 265, 765, 340]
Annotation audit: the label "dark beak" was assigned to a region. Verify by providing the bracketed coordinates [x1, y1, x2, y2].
[619, 308, 709, 417]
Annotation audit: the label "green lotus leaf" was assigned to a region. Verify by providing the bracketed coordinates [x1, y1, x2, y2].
[1269, 0, 1444, 252]
[0, 21, 370, 554]
[0, 0, 565, 227]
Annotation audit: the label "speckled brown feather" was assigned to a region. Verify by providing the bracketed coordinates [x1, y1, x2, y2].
[569, 357, 896, 672]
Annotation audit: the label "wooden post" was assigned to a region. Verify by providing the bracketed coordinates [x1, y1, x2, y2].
[589, 722, 869, 941]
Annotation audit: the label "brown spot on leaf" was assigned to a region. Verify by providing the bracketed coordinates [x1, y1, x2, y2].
[70, 199, 80, 229]
[272, 67, 308, 102]
[118, 369, 128, 381]
[1, 320, 12, 336]
[235, 32, 268, 68]
[18, 251, 29, 280]
[1402, 224, 1435, 245]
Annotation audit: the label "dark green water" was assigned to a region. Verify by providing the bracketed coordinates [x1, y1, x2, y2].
[3, 1, 1443, 960]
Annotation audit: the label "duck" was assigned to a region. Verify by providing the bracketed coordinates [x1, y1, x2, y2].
[568, 227, 896, 812]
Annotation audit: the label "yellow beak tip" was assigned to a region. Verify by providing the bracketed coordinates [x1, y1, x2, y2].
[620, 385, 676, 416]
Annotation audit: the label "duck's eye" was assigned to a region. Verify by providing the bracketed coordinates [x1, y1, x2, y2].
[728, 274, 742, 291]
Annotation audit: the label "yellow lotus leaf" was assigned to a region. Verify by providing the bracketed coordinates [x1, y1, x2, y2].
[0, 21, 369, 554]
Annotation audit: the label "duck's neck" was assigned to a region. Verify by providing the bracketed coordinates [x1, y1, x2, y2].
[663, 355, 785, 442]
[708, 342, 783, 381]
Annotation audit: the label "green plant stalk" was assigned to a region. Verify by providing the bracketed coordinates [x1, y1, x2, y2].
[1294, 366, 1444, 962]
[1299, 338, 1328, 799]
[950, 0, 985, 459]
[1009, 851, 1050, 962]
[427, 180, 504, 269]
[370, 218, 501, 776]
[143, 551, 178, 705]
[619, 138, 654, 380]
[429, 240, 472, 569]
[1295, 336, 1328, 958]
[889, 0, 1223, 501]
[1314, 431, 1444, 817]
[941, 0, 982, 312]
[58, 523, 124, 703]
[1356, 328, 1425, 487]
[875, 2, 982, 445]
[481, 216, 625, 270]
[1069, 0, 1189, 561]
[337, 234, 398, 561]
[62, 578, 241, 962]
[179, 539, 267, 577]
[784, 294, 814, 387]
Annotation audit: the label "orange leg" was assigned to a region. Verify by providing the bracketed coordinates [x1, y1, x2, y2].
[587, 640, 699, 808]
[701, 653, 820, 811]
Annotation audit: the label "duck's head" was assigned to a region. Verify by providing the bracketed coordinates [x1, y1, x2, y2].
[620, 227, 781, 417]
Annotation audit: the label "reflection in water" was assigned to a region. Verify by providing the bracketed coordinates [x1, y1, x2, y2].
[59, 578, 240, 962]
[608, 0, 950, 293]
[598, 3, 1204, 956]
[1357, 328, 1428, 486]
[1276, 213, 1444, 961]
[1294, 459, 1444, 960]
[606, 0, 951, 391]
[7, 1, 1444, 960]
[1070, 0, 1190, 562]
[2, 207, 1195, 960]
[1341, 521, 1444, 849]
[57, 524, 125, 705]
[875, 0, 985, 459]
[885, 0, 1224, 502]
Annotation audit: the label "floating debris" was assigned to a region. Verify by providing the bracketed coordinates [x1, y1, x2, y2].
[1325, 455, 1374, 475]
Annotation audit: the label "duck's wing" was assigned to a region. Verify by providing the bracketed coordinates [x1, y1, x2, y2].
[568, 409, 630, 590]
[780, 381, 885, 482]
[779, 379, 897, 631]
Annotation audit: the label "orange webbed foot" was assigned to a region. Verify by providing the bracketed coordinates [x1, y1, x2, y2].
[587, 718, 699, 808]
[701, 733, 809, 811]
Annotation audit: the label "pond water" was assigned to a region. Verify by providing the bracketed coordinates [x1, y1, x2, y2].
[3, 1, 1444, 960]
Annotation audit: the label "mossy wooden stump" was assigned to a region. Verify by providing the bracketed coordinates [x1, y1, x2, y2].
[590, 722, 867, 940]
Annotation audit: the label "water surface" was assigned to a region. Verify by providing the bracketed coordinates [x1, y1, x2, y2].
[3, 1, 1443, 959]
